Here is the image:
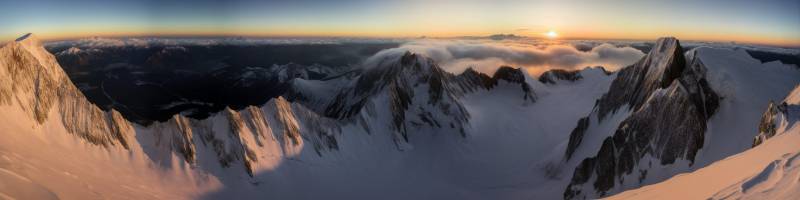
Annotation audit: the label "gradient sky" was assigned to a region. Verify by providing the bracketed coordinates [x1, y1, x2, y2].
[2, 0, 799, 46]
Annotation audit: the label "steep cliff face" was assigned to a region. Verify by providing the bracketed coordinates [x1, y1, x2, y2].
[0, 33, 134, 148]
[563, 37, 721, 199]
[595, 38, 687, 121]
[564, 38, 689, 161]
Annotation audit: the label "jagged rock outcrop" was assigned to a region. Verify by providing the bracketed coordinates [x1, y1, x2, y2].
[753, 101, 783, 147]
[273, 97, 302, 145]
[539, 69, 583, 84]
[564, 117, 590, 160]
[595, 38, 687, 121]
[753, 85, 800, 147]
[564, 38, 708, 160]
[563, 37, 721, 199]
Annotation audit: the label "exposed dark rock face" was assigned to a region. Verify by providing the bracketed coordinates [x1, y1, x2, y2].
[753, 101, 782, 147]
[539, 69, 583, 84]
[595, 38, 687, 121]
[565, 117, 590, 160]
[563, 37, 721, 199]
[452, 68, 494, 93]
[491, 66, 537, 103]
[564, 38, 687, 162]
[752, 88, 799, 147]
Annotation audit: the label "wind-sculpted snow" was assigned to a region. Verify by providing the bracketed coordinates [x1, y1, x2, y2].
[564, 37, 721, 199]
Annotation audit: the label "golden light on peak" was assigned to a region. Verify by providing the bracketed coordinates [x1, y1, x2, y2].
[545, 30, 558, 39]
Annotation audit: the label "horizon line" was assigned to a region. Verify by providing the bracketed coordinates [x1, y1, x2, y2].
[4, 32, 799, 49]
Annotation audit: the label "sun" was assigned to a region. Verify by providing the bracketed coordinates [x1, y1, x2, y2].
[545, 30, 558, 39]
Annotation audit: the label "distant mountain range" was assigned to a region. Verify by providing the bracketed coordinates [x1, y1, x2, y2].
[0, 33, 798, 199]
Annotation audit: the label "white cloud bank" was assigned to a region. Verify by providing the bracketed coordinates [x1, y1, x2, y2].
[367, 39, 646, 76]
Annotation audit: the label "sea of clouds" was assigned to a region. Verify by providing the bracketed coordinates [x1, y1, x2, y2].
[364, 38, 646, 76]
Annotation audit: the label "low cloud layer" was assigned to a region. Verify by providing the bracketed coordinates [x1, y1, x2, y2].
[366, 39, 646, 76]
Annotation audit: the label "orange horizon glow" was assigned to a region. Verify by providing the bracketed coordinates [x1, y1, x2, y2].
[4, 1, 799, 47]
[6, 28, 797, 48]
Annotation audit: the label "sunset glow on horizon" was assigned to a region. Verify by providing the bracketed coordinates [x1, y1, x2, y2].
[2, 0, 799, 47]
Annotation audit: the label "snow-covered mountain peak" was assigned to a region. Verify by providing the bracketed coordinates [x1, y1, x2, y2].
[6, 33, 58, 68]
[0, 33, 134, 147]
[644, 37, 685, 87]
[593, 37, 686, 120]
[2, 33, 800, 199]
[563, 37, 725, 199]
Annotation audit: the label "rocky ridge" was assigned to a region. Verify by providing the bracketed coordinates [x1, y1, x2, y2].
[563, 37, 721, 199]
